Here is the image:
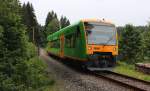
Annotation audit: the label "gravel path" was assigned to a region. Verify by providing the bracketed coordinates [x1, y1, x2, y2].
[40, 49, 138, 91]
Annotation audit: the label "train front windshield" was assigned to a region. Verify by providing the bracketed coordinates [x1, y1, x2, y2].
[85, 22, 116, 45]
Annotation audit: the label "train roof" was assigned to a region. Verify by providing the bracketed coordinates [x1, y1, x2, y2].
[47, 19, 115, 41]
[47, 21, 80, 41]
[81, 18, 114, 25]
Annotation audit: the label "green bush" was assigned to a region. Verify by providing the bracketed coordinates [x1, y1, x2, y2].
[0, 0, 54, 90]
[24, 57, 55, 91]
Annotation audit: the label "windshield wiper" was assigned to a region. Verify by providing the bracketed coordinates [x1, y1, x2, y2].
[103, 36, 114, 47]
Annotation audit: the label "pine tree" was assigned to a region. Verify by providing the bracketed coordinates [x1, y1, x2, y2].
[0, 0, 29, 90]
[46, 18, 60, 35]
[0, 0, 51, 90]
[60, 16, 70, 28]
[119, 24, 142, 63]
[22, 2, 44, 47]
[22, 2, 37, 28]
[140, 22, 150, 62]
[43, 11, 60, 46]
[22, 2, 38, 43]
[45, 11, 57, 29]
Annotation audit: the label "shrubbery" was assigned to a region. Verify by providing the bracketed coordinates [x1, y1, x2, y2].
[119, 24, 150, 63]
[0, 0, 53, 91]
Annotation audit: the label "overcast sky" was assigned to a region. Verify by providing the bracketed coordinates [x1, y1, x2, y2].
[20, 0, 150, 26]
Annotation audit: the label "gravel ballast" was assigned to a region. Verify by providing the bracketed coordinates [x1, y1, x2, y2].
[40, 49, 138, 91]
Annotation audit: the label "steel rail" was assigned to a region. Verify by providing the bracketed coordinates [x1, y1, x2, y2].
[91, 71, 150, 91]
[103, 70, 150, 84]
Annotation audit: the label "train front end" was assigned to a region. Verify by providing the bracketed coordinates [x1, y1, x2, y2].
[83, 19, 118, 70]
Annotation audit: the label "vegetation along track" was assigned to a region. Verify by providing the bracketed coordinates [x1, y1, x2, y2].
[91, 70, 150, 91]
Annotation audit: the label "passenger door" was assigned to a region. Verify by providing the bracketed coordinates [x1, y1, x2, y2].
[60, 34, 64, 58]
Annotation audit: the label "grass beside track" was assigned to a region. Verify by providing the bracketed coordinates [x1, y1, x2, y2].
[114, 61, 150, 81]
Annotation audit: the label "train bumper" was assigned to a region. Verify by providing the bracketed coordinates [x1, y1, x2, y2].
[86, 53, 117, 68]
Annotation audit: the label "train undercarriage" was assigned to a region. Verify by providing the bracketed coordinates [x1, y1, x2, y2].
[84, 52, 117, 71]
[47, 51, 117, 71]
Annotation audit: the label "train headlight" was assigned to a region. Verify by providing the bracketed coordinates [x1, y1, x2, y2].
[114, 47, 116, 51]
[88, 46, 92, 50]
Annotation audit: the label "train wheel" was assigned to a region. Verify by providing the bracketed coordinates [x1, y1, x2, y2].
[108, 56, 117, 67]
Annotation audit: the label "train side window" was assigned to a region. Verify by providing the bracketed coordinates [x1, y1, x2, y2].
[56, 40, 60, 48]
[57, 40, 60, 48]
[65, 35, 71, 48]
[71, 34, 76, 48]
[51, 39, 60, 48]
[65, 34, 76, 48]
[76, 26, 81, 37]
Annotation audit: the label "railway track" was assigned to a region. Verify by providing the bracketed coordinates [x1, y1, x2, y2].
[92, 70, 150, 91]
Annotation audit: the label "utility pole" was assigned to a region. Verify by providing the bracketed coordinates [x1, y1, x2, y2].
[59, 21, 61, 30]
[32, 16, 40, 56]
[32, 16, 36, 44]
[32, 27, 34, 43]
